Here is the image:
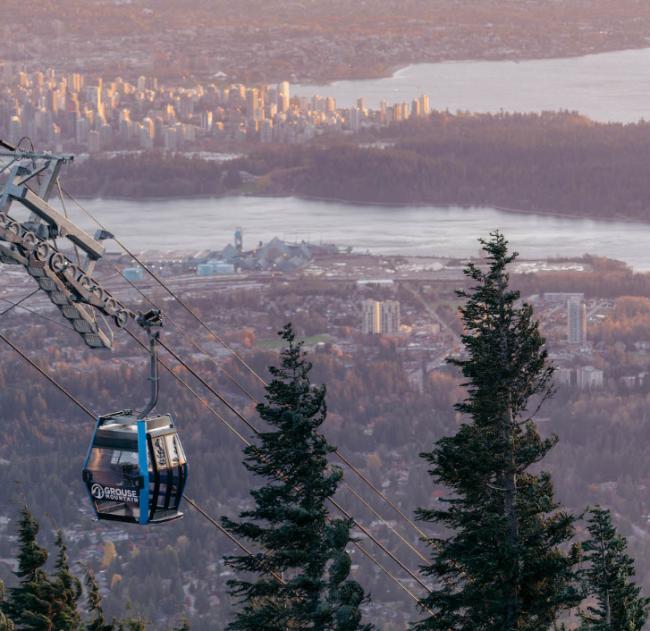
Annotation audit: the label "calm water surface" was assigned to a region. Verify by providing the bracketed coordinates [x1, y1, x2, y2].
[69, 196, 650, 271]
[294, 48, 650, 122]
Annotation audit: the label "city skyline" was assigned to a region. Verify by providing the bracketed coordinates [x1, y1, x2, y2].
[1, 68, 433, 154]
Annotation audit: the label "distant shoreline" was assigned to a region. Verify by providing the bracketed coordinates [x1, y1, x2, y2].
[68, 192, 650, 227]
[292, 45, 650, 88]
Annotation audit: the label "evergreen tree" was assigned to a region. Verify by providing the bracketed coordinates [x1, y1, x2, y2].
[3, 506, 56, 630]
[414, 232, 580, 631]
[222, 324, 372, 631]
[52, 531, 82, 630]
[579, 506, 650, 631]
[84, 569, 112, 631]
[0, 581, 15, 631]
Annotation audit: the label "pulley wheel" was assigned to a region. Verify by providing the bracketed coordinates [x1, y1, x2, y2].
[34, 242, 51, 262]
[50, 251, 66, 271]
[115, 309, 129, 328]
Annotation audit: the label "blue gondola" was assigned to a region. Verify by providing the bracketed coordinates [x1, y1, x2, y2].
[81, 310, 187, 524]
[82, 412, 187, 524]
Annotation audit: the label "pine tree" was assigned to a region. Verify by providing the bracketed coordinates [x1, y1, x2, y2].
[579, 506, 650, 631]
[222, 324, 372, 631]
[414, 232, 580, 631]
[3, 506, 56, 630]
[0, 581, 15, 631]
[52, 531, 83, 630]
[84, 569, 112, 631]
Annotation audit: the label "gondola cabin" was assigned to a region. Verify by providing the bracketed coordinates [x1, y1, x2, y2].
[82, 411, 187, 524]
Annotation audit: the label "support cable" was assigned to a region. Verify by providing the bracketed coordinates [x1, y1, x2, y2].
[0, 331, 283, 585]
[155, 335, 429, 562]
[0, 327, 427, 607]
[125, 328, 432, 592]
[0, 288, 41, 316]
[62, 187, 430, 542]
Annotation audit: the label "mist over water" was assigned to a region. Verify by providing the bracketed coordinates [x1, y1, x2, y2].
[294, 48, 650, 123]
[71, 196, 650, 270]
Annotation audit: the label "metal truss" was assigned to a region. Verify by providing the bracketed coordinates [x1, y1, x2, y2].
[0, 140, 134, 348]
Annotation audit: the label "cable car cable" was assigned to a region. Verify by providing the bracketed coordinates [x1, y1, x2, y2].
[0, 288, 41, 315]
[125, 328, 432, 592]
[0, 328, 428, 606]
[4, 154, 431, 602]
[60, 188, 431, 550]
[154, 335, 429, 563]
[113, 254, 430, 545]
[61, 188, 265, 386]
[0, 331, 95, 418]
[0, 332, 286, 584]
[183, 496, 286, 586]
[108, 268, 258, 403]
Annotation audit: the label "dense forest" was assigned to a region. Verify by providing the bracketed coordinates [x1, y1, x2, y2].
[250, 112, 650, 220]
[64, 153, 242, 199]
[66, 112, 650, 223]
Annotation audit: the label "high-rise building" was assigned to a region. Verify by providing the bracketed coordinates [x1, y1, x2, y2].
[278, 81, 290, 113]
[246, 88, 259, 121]
[567, 297, 587, 345]
[361, 300, 401, 336]
[348, 107, 362, 132]
[381, 300, 400, 336]
[419, 94, 430, 116]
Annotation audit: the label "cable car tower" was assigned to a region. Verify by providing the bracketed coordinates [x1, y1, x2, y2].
[0, 140, 187, 524]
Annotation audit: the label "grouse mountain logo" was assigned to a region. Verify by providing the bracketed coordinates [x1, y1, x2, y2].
[90, 483, 105, 500]
[90, 483, 138, 503]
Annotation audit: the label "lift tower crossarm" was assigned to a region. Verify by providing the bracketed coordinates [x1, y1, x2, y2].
[0, 142, 136, 349]
[4, 182, 105, 260]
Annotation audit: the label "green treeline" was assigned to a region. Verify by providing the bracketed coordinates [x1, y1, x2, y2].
[64, 153, 241, 199]
[0, 506, 188, 630]
[252, 112, 650, 220]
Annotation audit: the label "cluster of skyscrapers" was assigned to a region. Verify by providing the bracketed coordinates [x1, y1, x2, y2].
[0, 68, 433, 153]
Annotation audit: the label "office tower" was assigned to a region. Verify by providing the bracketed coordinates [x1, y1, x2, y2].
[348, 107, 362, 131]
[246, 88, 259, 121]
[419, 94, 430, 116]
[326, 96, 336, 113]
[179, 94, 194, 119]
[357, 97, 365, 111]
[411, 99, 421, 119]
[567, 297, 587, 344]
[381, 300, 400, 336]
[362, 300, 380, 335]
[68, 73, 83, 93]
[278, 81, 290, 112]
[361, 300, 401, 336]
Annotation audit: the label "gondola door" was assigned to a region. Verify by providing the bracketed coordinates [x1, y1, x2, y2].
[146, 422, 187, 523]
